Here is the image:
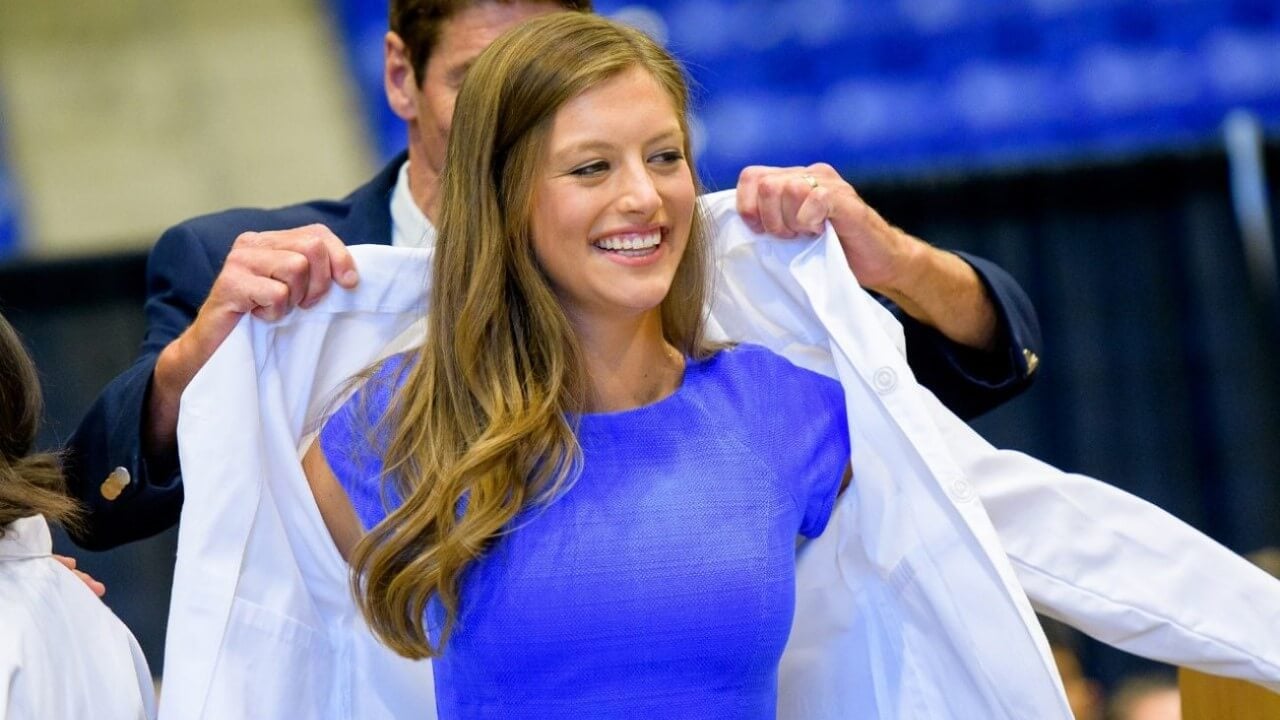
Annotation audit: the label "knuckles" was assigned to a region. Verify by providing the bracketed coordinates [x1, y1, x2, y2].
[280, 253, 310, 278]
[231, 231, 259, 249]
[738, 165, 767, 184]
[807, 162, 837, 177]
[296, 225, 331, 253]
[232, 224, 333, 251]
[264, 285, 290, 306]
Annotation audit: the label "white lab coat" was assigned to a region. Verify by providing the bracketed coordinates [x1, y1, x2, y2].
[162, 191, 1280, 719]
[0, 515, 156, 720]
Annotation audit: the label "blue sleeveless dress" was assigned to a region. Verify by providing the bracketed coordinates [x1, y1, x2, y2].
[320, 344, 850, 719]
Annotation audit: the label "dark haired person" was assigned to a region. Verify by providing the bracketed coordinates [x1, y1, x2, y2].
[0, 314, 155, 719]
[65, 0, 1041, 550]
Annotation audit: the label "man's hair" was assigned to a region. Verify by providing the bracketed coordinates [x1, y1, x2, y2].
[350, 11, 713, 660]
[0, 312, 82, 535]
[390, 0, 594, 83]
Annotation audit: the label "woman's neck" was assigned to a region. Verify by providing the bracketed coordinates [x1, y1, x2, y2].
[572, 309, 685, 414]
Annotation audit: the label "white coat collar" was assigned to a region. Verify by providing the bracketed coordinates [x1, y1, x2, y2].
[0, 515, 52, 560]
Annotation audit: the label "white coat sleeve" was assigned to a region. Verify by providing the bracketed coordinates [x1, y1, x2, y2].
[0, 651, 17, 719]
[923, 388, 1280, 692]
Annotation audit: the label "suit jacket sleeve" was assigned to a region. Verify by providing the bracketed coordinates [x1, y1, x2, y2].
[63, 224, 221, 550]
[888, 250, 1042, 420]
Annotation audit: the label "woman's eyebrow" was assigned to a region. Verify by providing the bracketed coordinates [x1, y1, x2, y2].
[552, 127, 685, 159]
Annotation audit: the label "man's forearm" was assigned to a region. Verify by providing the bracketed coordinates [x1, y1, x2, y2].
[63, 349, 189, 549]
[143, 336, 200, 463]
[865, 235, 999, 352]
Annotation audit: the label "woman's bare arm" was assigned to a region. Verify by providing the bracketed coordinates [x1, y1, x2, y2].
[301, 440, 364, 562]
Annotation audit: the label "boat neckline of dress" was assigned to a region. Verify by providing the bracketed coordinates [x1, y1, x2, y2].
[572, 350, 719, 425]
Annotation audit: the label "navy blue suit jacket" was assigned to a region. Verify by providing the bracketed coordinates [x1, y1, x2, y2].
[65, 153, 1041, 550]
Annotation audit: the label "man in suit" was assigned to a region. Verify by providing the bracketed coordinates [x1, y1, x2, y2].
[65, 0, 1042, 550]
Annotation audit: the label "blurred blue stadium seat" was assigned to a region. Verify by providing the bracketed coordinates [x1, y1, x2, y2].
[326, 0, 404, 162]
[0, 90, 20, 257]
[326, 0, 1280, 185]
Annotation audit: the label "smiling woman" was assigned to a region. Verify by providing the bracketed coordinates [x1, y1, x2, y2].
[532, 67, 696, 332]
[302, 11, 852, 720]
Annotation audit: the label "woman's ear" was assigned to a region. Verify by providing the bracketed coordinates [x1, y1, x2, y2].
[384, 31, 419, 122]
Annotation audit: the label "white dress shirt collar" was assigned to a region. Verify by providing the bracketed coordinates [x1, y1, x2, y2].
[390, 161, 437, 249]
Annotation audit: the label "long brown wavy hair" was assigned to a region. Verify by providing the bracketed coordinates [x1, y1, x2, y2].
[349, 12, 716, 659]
[0, 313, 82, 536]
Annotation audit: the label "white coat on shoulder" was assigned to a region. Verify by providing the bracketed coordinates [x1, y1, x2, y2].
[0, 515, 155, 720]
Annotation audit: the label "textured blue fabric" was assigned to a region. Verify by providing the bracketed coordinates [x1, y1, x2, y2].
[319, 353, 413, 528]
[320, 343, 850, 719]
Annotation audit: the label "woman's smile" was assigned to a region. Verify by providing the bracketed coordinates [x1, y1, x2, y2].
[591, 226, 667, 265]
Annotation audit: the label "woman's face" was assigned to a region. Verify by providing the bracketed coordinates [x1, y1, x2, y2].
[529, 66, 695, 324]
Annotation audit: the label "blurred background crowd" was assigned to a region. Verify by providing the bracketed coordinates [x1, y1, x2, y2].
[0, 1, 1277, 716]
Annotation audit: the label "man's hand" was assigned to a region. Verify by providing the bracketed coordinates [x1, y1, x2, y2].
[147, 224, 360, 458]
[735, 163, 998, 350]
[736, 163, 919, 291]
[54, 554, 106, 598]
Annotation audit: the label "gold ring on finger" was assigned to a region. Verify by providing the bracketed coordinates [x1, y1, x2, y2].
[801, 173, 819, 189]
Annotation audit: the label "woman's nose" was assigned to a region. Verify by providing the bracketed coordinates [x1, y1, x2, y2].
[616, 164, 661, 216]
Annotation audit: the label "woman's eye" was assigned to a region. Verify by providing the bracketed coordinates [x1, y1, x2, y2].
[651, 150, 684, 164]
[570, 162, 608, 177]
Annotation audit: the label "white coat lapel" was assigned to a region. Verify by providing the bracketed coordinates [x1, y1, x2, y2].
[164, 248, 437, 720]
[700, 189, 1072, 718]
[165, 313, 266, 717]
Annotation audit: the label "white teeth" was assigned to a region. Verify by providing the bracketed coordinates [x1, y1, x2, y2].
[594, 231, 661, 251]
